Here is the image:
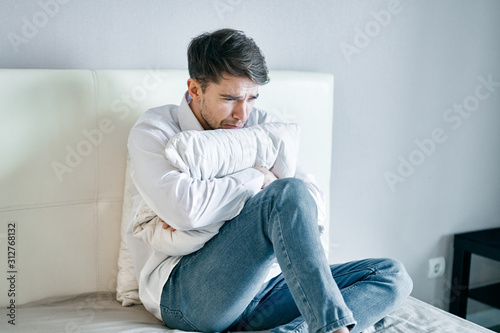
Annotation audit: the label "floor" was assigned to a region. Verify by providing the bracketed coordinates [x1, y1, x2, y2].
[466, 300, 500, 332]
[489, 325, 500, 332]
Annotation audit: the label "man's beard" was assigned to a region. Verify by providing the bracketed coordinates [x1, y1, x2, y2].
[200, 99, 246, 130]
[199, 100, 217, 130]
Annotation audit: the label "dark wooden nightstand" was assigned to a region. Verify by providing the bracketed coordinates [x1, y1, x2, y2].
[449, 227, 500, 318]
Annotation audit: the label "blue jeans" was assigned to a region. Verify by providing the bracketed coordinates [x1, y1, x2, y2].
[160, 178, 413, 332]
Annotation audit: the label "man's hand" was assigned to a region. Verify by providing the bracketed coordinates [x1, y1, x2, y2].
[160, 218, 176, 231]
[254, 166, 278, 189]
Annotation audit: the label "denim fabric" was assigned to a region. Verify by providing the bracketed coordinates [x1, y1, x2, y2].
[230, 258, 413, 333]
[160, 178, 412, 332]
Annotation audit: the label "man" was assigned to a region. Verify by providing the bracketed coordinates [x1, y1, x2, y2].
[128, 28, 412, 333]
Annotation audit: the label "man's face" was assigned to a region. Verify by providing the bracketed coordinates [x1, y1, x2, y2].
[190, 75, 260, 130]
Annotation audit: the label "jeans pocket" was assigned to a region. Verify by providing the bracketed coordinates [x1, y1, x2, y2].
[160, 305, 198, 331]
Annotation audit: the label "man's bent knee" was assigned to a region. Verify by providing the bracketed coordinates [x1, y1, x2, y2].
[261, 178, 319, 230]
[267, 178, 316, 212]
[266, 178, 312, 201]
[380, 258, 413, 302]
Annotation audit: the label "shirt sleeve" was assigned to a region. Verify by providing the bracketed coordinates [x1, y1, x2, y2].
[128, 121, 264, 231]
[133, 213, 225, 257]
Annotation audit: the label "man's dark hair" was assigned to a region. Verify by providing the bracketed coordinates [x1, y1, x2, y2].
[188, 29, 269, 91]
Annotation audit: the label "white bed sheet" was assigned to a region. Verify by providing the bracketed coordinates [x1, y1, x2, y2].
[1, 292, 493, 332]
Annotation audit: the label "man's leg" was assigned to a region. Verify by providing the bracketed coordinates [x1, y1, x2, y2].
[229, 258, 413, 333]
[159, 178, 355, 332]
[328, 258, 413, 333]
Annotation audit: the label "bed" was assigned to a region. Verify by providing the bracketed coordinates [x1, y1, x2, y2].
[0, 69, 492, 332]
[3, 292, 492, 332]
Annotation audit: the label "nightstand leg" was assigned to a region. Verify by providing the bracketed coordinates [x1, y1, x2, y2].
[449, 248, 471, 318]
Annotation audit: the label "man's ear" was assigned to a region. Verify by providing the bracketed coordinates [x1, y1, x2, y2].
[187, 78, 202, 102]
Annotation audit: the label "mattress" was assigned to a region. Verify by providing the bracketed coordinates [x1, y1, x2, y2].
[1, 293, 493, 332]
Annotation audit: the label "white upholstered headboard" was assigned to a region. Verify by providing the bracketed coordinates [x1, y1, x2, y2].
[0, 69, 333, 306]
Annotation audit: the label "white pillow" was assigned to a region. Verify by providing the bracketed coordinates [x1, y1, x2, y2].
[164, 122, 301, 180]
[116, 156, 143, 306]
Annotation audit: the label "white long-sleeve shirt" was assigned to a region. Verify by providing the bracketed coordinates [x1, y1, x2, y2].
[127, 92, 325, 321]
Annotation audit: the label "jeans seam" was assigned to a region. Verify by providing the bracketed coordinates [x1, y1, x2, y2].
[317, 314, 356, 333]
[338, 268, 377, 295]
[332, 267, 376, 279]
[274, 206, 318, 328]
[160, 305, 198, 331]
[289, 319, 307, 332]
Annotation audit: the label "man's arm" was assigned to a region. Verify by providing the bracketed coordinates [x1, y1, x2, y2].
[158, 167, 274, 230]
[128, 122, 264, 232]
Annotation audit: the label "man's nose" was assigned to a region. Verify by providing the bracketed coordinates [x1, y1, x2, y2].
[232, 101, 249, 122]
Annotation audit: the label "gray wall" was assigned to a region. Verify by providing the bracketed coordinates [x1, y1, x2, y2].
[2, 0, 500, 313]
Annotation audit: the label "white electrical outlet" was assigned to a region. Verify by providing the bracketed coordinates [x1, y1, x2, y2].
[428, 257, 446, 278]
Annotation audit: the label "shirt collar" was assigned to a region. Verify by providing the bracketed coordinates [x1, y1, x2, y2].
[178, 91, 205, 132]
